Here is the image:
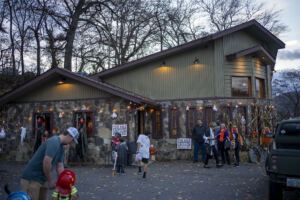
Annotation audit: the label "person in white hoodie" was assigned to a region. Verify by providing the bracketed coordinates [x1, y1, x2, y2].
[203, 122, 222, 168]
[136, 131, 150, 178]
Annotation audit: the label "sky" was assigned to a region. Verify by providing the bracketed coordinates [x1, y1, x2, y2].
[262, 0, 300, 71]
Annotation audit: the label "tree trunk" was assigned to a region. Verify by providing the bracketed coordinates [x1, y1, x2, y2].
[63, 0, 85, 71]
[8, 1, 16, 75]
[20, 38, 25, 75]
[35, 30, 41, 75]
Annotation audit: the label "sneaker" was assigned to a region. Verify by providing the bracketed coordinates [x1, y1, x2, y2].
[216, 164, 223, 168]
[143, 172, 146, 178]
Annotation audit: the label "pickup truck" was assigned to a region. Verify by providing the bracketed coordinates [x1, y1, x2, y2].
[265, 119, 300, 200]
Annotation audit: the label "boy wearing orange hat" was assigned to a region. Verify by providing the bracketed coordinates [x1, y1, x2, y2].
[52, 170, 78, 200]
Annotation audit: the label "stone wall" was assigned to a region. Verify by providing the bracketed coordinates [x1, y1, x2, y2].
[0, 97, 275, 163]
[0, 97, 135, 164]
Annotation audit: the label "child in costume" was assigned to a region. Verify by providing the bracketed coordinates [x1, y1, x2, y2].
[116, 137, 128, 174]
[52, 170, 78, 200]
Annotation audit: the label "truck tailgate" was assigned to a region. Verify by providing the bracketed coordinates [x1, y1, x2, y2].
[274, 149, 300, 176]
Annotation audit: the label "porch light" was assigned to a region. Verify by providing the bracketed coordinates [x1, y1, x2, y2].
[57, 77, 66, 84]
[161, 61, 166, 67]
[186, 105, 190, 111]
[49, 108, 53, 112]
[193, 58, 199, 64]
[98, 109, 103, 114]
[198, 106, 203, 110]
[37, 109, 41, 113]
[149, 108, 154, 113]
[28, 117, 32, 121]
[113, 109, 117, 113]
[238, 101, 243, 105]
[226, 104, 230, 107]
[126, 105, 131, 110]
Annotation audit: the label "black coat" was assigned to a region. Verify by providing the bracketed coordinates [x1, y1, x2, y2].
[192, 125, 208, 143]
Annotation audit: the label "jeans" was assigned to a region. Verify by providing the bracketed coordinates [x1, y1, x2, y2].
[234, 142, 240, 165]
[194, 140, 205, 162]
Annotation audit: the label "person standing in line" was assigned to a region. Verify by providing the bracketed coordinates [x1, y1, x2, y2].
[136, 131, 150, 178]
[116, 137, 128, 174]
[20, 127, 79, 200]
[192, 120, 208, 163]
[203, 122, 222, 168]
[216, 123, 231, 165]
[232, 125, 240, 167]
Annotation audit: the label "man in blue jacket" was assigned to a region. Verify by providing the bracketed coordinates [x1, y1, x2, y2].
[192, 120, 208, 163]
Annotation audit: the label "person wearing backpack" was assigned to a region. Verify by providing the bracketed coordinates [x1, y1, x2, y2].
[192, 120, 208, 163]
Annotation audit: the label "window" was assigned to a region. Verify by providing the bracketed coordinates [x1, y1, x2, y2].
[73, 111, 94, 137]
[232, 77, 252, 97]
[186, 107, 196, 138]
[152, 110, 163, 139]
[204, 107, 215, 126]
[169, 107, 180, 138]
[256, 78, 265, 98]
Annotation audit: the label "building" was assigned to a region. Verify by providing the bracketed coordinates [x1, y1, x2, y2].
[0, 20, 284, 163]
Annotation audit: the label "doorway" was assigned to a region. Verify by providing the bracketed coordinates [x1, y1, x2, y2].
[33, 112, 53, 153]
[136, 111, 145, 140]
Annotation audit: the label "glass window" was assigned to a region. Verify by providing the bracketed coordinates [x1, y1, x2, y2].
[152, 110, 163, 139]
[186, 107, 196, 138]
[169, 107, 180, 138]
[232, 77, 252, 97]
[256, 78, 265, 98]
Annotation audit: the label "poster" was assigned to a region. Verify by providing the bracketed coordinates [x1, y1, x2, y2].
[112, 124, 127, 136]
[177, 138, 192, 149]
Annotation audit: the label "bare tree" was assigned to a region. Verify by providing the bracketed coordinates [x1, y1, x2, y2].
[196, 0, 287, 36]
[273, 70, 300, 120]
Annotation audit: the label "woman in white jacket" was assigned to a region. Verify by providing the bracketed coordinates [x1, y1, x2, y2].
[203, 122, 222, 168]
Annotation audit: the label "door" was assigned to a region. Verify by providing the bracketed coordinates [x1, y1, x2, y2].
[136, 111, 145, 140]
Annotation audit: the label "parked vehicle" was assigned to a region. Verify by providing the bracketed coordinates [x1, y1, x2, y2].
[265, 119, 300, 200]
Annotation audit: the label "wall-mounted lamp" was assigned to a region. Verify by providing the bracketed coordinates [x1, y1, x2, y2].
[126, 105, 131, 110]
[57, 77, 66, 84]
[161, 60, 166, 67]
[193, 58, 199, 64]
[49, 108, 53, 112]
[186, 105, 190, 111]
[98, 109, 103, 114]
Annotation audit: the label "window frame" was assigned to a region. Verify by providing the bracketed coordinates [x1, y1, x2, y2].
[168, 107, 180, 138]
[73, 110, 95, 137]
[152, 109, 163, 139]
[186, 107, 197, 138]
[231, 76, 252, 97]
[203, 106, 215, 126]
[255, 77, 265, 98]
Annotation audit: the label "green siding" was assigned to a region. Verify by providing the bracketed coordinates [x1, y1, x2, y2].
[214, 38, 225, 96]
[104, 44, 215, 100]
[16, 78, 112, 102]
[223, 30, 260, 55]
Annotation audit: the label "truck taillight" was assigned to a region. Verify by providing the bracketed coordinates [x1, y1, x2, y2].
[272, 141, 276, 150]
[271, 155, 277, 170]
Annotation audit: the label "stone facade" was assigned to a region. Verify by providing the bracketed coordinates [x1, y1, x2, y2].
[0, 97, 275, 163]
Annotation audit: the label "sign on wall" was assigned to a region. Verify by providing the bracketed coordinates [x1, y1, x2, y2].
[112, 124, 127, 136]
[177, 138, 192, 149]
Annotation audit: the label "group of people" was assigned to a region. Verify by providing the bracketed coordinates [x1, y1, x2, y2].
[192, 120, 240, 168]
[16, 126, 151, 200]
[111, 131, 150, 179]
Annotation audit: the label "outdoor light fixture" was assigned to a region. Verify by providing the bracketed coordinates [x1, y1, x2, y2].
[186, 105, 190, 111]
[57, 77, 66, 84]
[126, 105, 131, 110]
[98, 109, 103, 114]
[161, 60, 166, 67]
[193, 58, 199, 64]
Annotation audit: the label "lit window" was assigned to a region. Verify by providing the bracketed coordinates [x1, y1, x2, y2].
[232, 77, 252, 97]
[186, 107, 196, 138]
[169, 107, 180, 138]
[152, 110, 163, 139]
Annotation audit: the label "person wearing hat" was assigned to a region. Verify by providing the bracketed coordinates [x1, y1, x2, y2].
[20, 127, 79, 200]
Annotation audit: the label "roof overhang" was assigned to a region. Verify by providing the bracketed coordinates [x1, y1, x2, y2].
[226, 45, 275, 65]
[0, 68, 158, 107]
